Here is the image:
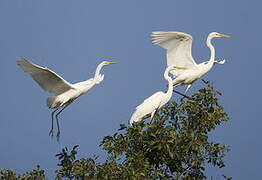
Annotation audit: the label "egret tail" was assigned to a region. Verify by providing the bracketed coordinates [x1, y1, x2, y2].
[47, 97, 57, 109]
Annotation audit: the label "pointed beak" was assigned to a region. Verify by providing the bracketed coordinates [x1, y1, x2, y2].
[174, 66, 187, 70]
[106, 61, 117, 65]
[217, 33, 230, 38]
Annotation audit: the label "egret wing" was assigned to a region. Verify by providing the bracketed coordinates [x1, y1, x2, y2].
[129, 92, 164, 124]
[17, 59, 75, 95]
[151, 31, 197, 76]
[136, 91, 163, 111]
[72, 78, 95, 93]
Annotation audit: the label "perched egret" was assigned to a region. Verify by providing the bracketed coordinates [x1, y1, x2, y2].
[17, 58, 116, 140]
[151, 31, 230, 94]
[129, 66, 177, 125]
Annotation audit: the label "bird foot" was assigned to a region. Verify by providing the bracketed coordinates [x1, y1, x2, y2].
[216, 59, 226, 64]
[219, 59, 226, 64]
[56, 132, 60, 142]
[49, 129, 54, 138]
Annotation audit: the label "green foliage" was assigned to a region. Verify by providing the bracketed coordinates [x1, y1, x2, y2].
[0, 83, 230, 179]
[0, 165, 46, 180]
[55, 145, 82, 180]
[0, 169, 17, 180]
[54, 83, 231, 180]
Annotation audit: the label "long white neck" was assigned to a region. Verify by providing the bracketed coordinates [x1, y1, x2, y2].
[206, 35, 215, 66]
[163, 67, 174, 103]
[94, 62, 104, 81]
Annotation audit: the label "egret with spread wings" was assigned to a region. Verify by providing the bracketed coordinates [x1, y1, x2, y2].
[129, 66, 176, 125]
[151, 31, 230, 94]
[17, 58, 116, 140]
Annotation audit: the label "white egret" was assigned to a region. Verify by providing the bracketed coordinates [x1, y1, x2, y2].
[17, 58, 116, 140]
[151, 31, 230, 94]
[129, 66, 177, 125]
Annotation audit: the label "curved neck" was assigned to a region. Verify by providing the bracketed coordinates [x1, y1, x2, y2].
[206, 36, 215, 65]
[94, 63, 104, 80]
[164, 68, 174, 99]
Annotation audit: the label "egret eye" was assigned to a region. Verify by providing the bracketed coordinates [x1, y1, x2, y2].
[150, 31, 228, 119]
[17, 59, 115, 141]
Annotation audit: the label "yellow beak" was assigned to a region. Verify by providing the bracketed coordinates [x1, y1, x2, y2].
[174, 66, 187, 70]
[106, 61, 117, 65]
[218, 33, 230, 38]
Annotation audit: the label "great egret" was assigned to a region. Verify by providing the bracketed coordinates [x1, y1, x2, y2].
[151, 31, 230, 94]
[17, 58, 116, 140]
[129, 66, 177, 125]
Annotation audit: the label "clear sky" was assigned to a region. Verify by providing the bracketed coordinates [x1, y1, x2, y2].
[0, 0, 261, 179]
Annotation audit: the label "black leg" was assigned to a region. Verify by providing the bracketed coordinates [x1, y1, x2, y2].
[173, 90, 191, 99]
[55, 102, 73, 141]
[49, 108, 59, 137]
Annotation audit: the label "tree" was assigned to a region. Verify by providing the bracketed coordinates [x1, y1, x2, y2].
[0, 83, 230, 179]
[54, 82, 231, 180]
[0, 165, 45, 180]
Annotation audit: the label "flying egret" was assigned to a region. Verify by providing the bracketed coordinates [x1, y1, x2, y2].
[17, 58, 116, 140]
[151, 31, 230, 94]
[129, 66, 177, 125]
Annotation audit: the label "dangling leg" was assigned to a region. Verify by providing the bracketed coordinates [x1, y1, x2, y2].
[173, 90, 191, 99]
[55, 101, 73, 141]
[184, 84, 192, 95]
[214, 59, 226, 65]
[49, 108, 59, 137]
[173, 83, 191, 99]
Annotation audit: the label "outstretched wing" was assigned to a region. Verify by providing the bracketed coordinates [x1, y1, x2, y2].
[17, 58, 75, 95]
[151, 31, 198, 76]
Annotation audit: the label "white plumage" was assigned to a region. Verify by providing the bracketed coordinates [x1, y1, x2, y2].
[17, 58, 116, 140]
[17, 59, 75, 95]
[129, 66, 176, 125]
[152, 31, 230, 94]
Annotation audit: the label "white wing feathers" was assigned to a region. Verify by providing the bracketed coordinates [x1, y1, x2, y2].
[151, 31, 192, 49]
[151, 31, 197, 76]
[136, 91, 163, 110]
[17, 59, 75, 95]
[130, 92, 164, 124]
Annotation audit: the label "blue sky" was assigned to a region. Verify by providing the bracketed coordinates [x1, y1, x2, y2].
[0, 0, 261, 179]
